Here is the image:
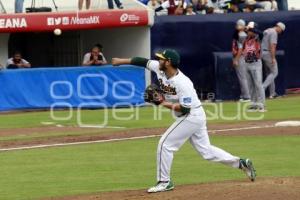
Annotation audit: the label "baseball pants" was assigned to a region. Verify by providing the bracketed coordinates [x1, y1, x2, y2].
[262, 52, 278, 97]
[156, 107, 240, 182]
[245, 60, 266, 108]
[235, 57, 250, 99]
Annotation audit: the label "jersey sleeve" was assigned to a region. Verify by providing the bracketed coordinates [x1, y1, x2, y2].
[146, 60, 160, 73]
[176, 82, 193, 108]
[270, 31, 278, 45]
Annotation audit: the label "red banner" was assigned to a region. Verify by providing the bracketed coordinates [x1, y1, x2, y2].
[0, 10, 149, 33]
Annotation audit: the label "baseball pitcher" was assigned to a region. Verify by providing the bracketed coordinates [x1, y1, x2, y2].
[112, 49, 256, 193]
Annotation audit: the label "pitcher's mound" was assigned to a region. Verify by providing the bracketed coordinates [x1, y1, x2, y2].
[54, 177, 300, 200]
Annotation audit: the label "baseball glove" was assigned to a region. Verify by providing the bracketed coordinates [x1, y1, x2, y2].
[144, 84, 165, 105]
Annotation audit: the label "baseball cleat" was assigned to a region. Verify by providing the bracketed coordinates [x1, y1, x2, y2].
[239, 98, 251, 102]
[269, 94, 279, 99]
[257, 107, 267, 113]
[247, 105, 257, 112]
[147, 181, 174, 193]
[239, 158, 256, 181]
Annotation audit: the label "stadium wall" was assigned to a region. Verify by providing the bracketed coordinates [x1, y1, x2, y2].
[151, 11, 300, 100]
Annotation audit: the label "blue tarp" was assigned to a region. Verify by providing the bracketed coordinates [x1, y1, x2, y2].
[0, 66, 145, 111]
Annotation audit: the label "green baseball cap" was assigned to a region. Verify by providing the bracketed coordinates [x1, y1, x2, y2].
[155, 49, 180, 66]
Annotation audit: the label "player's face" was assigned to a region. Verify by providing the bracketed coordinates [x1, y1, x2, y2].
[158, 59, 167, 71]
[276, 27, 283, 34]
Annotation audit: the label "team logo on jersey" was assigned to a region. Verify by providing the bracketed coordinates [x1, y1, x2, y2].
[243, 37, 261, 63]
[183, 97, 192, 104]
[158, 79, 177, 95]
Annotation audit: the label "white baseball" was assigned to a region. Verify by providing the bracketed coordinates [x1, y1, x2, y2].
[54, 28, 62, 36]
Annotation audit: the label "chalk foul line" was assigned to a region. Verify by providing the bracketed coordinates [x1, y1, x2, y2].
[0, 125, 277, 152]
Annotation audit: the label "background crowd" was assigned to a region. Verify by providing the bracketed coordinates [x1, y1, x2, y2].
[145, 0, 279, 15]
[12, 0, 280, 14]
[13, 0, 123, 13]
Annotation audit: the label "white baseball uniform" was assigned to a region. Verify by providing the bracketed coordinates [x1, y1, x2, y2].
[146, 60, 240, 182]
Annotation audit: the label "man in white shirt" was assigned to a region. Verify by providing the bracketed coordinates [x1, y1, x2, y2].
[6, 51, 31, 69]
[82, 44, 107, 66]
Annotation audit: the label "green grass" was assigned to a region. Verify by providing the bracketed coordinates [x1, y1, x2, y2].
[0, 95, 299, 143]
[0, 96, 299, 199]
[0, 96, 299, 129]
[0, 135, 299, 200]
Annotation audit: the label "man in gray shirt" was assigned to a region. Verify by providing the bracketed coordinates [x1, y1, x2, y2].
[232, 19, 250, 102]
[261, 22, 286, 98]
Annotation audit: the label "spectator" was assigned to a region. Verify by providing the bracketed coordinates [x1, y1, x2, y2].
[191, 0, 207, 14]
[107, 0, 124, 9]
[206, 0, 222, 13]
[271, 0, 278, 10]
[6, 51, 31, 69]
[186, 4, 197, 14]
[147, 0, 160, 9]
[15, 0, 24, 13]
[148, 0, 168, 15]
[256, 0, 278, 11]
[78, 0, 91, 10]
[231, 0, 247, 12]
[243, 0, 263, 12]
[206, 0, 231, 13]
[82, 45, 107, 66]
[155, 0, 187, 15]
[221, 0, 247, 13]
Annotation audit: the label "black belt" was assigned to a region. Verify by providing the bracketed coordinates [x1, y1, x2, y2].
[178, 105, 202, 117]
[245, 59, 258, 64]
[263, 49, 269, 51]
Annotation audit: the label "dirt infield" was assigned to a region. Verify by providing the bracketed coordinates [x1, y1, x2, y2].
[0, 121, 299, 149]
[47, 177, 300, 200]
